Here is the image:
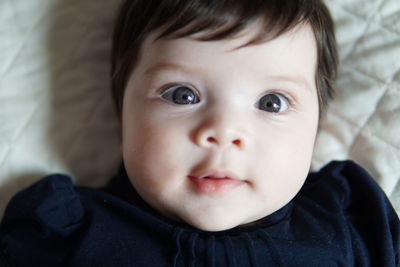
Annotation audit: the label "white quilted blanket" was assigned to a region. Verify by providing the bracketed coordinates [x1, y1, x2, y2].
[1, 0, 399, 218]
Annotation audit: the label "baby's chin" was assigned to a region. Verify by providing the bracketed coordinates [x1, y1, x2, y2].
[178, 213, 269, 232]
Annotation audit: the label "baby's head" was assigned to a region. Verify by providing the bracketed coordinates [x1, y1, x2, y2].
[111, 0, 338, 231]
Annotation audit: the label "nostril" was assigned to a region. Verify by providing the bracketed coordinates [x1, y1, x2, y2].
[203, 136, 243, 147]
[207, 137, 217, 143]
[232, 139, 241, 146]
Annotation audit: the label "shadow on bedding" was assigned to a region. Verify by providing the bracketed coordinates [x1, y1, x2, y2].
[45, 0, 122, 187]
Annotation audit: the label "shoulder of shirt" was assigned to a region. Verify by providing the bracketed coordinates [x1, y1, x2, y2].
[300, 160, 389, 210]
[0, 174, 107, 265]
[298, 160, 392, 213]
[297, 160, 399, 264]
[0, 173, 134, 231]
[0, 174, 90, 235]
[0, 172, 175, 266]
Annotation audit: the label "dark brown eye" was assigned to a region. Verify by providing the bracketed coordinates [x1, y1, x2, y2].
[161, 85, 199, 105]
[258, 93, 289, 113]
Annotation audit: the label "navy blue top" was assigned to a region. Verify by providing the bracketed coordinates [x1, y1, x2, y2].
[0, 161, 399, 266]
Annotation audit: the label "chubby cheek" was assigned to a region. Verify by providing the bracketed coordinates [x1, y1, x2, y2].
[122, 113, 193, 198]
[251, 114, 318, 208]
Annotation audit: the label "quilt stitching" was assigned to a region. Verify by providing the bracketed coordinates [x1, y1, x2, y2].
[349, 132, 400, 196]
[346, 64, 393, 85]
[326, 0, 383, 21]
[328, 0, 400, 37]
[354, 126, 400, 154]
[346, 36, 400, 85]
[345, 68, 399, 156]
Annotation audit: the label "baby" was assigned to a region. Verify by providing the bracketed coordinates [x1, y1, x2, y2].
[1, 0, 399, 266]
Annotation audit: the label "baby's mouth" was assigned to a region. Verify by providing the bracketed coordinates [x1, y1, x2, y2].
[188, 171, 246, 194]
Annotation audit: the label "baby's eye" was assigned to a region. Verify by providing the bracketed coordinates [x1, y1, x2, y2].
[257, 93, 289, 113]
[160, 85, 200, 105]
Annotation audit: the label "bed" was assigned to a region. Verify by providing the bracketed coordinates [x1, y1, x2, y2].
[1, 0, 399, 218]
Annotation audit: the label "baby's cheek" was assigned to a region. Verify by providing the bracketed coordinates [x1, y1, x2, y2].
[124, 125, 188, 175]
[250, 129, 313, 200]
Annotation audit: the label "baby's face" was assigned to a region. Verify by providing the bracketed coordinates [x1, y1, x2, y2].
[122, 22, 319, 231]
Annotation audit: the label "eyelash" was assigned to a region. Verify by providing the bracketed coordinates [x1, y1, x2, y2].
[267, 91, 294, 107]
[158, 83, 200, 104]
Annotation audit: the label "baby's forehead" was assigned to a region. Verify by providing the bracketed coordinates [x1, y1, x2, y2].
[133, 22, 317, 96]
[142, 22, 317, 64]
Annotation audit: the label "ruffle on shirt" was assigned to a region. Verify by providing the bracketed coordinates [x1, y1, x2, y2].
[169, 206, 293, 267]
[0, 174, 85, 266]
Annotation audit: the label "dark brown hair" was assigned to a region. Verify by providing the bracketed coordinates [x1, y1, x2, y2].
[111, 0, 338, 117]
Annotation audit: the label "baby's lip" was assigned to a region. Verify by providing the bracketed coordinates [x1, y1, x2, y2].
[188, 169, 244, 181]
[187, 169, 246, 194]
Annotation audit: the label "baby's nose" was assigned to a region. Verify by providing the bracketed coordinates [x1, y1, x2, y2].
[192, 110, 247, 149]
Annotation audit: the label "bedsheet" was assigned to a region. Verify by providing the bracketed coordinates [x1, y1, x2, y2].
[0, 0, 399, 218]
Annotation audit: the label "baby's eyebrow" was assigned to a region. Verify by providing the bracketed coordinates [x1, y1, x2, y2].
[144, 63, 193, 77]
[266, 74, 314, 92]
[144, 63, 314, 91]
